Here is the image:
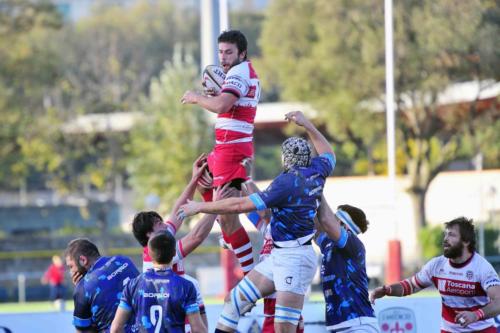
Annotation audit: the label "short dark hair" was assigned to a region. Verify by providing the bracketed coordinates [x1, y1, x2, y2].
[64, 238, 100, 262]
[218, 30, 248, 59]
[132, 211, 163, 247]
[338, 204, 369, 233]
[445, 217, 476, 252]
[148, 231, 176, 265]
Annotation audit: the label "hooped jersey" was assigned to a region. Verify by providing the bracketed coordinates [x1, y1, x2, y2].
[216, 60, 260, 145]
[414, 253, 500, 332]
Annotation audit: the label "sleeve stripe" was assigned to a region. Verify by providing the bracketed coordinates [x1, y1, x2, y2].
[413, 275, 426, 289]
[320, 152, 336, 169]
[185, 303, 200, 314]
[118, 300, 132, 311]
[165, 221, 177, 235]
[249, 193, 266, 211]
[221, 88, 241, 98]
[72, 316, 92, 327]
[246, 211, 261, 228]
[334, 228, 349, 248]
[177, 240, 185, 259]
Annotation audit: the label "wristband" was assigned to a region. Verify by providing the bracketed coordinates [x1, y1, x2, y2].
[473, 308, 485, 321]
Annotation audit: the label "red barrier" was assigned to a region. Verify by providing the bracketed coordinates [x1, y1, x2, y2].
[386, 240, 402, 284]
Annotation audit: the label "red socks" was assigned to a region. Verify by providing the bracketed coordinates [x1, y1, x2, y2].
[223, 227, 254, 275]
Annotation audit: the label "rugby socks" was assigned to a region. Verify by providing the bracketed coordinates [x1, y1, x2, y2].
[224, 227, 254, 275]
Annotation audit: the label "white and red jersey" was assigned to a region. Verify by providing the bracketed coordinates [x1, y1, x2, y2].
[414, 253, 500, 332]
[216, 60, 260, 145]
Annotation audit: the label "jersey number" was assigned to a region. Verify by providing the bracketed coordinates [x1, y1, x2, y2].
[150, 305, 162, 333]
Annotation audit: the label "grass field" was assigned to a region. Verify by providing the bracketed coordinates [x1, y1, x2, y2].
[0, 291, 439, 314]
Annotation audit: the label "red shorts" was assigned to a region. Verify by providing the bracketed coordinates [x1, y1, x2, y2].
[208, 142, 253, 187]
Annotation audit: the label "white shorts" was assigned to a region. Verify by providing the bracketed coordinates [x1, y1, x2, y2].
[255, 245, 317, 295]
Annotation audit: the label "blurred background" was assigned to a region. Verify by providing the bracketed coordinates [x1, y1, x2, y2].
[0, 0, 499, 324]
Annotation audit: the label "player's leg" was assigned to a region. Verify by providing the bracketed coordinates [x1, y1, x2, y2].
[208, 146, 255, 275]
[218, 182, 255, 275]
[273, 246, 317, 333]
[216, 257, 275, 332]
[262, 297, 276, 333]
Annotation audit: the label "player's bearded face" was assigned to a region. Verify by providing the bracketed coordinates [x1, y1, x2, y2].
[218, 42, 244, 73]
[443, 227, 464, 258]
[443, 241, 464, 258]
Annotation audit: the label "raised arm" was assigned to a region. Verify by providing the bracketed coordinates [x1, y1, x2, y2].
[166, 154, 209, 231]
[317, 195, 342, 241]
[285, 111, 334, 156]
[181, 91, 238, 114]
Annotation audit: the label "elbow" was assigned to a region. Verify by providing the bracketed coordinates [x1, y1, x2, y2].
[214, 102, 232, 114]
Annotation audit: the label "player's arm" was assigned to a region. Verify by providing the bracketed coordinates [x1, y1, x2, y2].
[316, 195, 342, 241]
[181, 91, 238, 114]
[179, 184, 236, 256]
[110, 307, 131, 333]
[72, 284, 96, 333]
[187, 312, 207, 333]
[166, 154, 209, 232]
[285, 111, 334, 156]
[370, 270, 432, 303]
[178, 196, 256, 220]
[455, 285, 500, 327]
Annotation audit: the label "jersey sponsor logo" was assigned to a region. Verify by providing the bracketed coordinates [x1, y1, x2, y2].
[143, 292, 170, 299]
[437, 278, 478, 296]
[225, 77, 243, 89]
[378, 307, 417, 333]
[107, 262, 129, 281]
[438, 279, 447, 291]
[449, 270, 463, 276]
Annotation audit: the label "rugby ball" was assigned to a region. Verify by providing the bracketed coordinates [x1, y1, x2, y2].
[202, 65, 225, 94]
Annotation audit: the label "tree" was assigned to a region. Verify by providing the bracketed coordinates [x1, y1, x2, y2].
[127, 53, 212, 213]
[259, 0, 500, 242]
[29, 1, 200, 195]
[0, 0, 64, 191]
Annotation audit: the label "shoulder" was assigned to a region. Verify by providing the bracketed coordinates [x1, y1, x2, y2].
[423, 255, 446, 272]
[312, 153, 336, 169]
[474, 253, 498, 274]
[226, 61, 251, 78]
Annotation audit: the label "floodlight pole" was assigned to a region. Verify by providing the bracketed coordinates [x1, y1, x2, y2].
[384, 0, 402, 283]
